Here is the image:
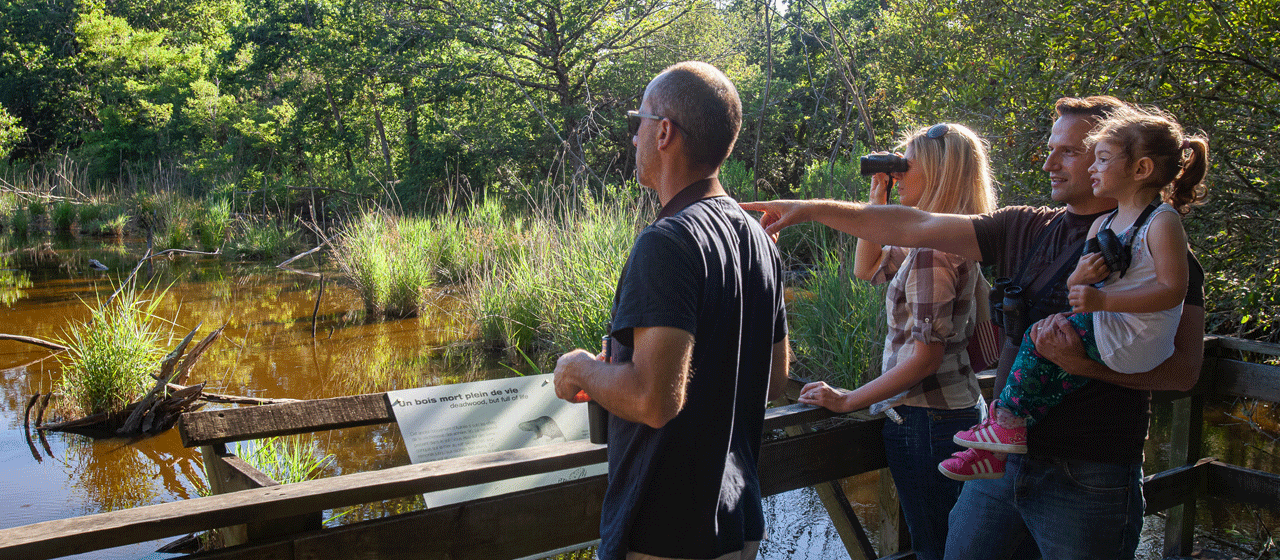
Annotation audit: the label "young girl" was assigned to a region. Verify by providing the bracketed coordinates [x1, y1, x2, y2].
[797, 122, 996, 560]
[940, 106, 1209, 480]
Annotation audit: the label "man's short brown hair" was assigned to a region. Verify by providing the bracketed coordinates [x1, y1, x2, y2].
[646, 61, 742, 168]
[1054, 95, 1127, 121]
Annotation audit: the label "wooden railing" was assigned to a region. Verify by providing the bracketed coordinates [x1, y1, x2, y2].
[1, 336, 1277, 560]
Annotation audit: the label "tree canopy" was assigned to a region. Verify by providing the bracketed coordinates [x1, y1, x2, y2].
[1, 0, 1276, 340]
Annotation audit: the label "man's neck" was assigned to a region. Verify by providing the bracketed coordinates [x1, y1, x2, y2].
[1065, 198, 1118, 216]
[655, 169, 725, 207]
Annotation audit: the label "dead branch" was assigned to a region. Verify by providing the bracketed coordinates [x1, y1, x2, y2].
[0, 333, 68, 352]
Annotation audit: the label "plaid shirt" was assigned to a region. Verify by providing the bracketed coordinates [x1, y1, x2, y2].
[868, 246, 981, 412]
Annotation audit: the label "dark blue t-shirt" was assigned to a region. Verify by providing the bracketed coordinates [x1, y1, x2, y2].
[600, 196, 787, 560]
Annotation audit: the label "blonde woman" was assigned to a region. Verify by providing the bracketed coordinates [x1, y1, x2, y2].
[742, 123, 997, 560]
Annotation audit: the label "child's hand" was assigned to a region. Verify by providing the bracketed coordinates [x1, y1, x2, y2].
[1068, 253, 1110, 286]
[1069, 285, 1106, 312]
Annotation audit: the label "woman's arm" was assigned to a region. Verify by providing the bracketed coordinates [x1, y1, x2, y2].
[852, 173, 894, 280]
[799, 340, 945, 412]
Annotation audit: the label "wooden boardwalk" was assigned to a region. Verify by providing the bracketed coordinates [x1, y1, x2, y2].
[0, 336, 1277, 560]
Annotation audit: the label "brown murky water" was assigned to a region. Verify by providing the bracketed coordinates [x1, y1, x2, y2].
[0, 236, 505, 558]
[2, 236, 1277, 559]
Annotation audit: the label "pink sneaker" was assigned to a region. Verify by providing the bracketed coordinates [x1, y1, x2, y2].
[953, 409, 1027, 453]
[939, 448, 1005, 481]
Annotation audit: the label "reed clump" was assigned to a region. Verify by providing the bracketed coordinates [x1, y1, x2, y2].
[235, 435, 335, 485]
[56, 288, 168, 416]
[469, 196, 641, 365]
[785, 253, 887, 389]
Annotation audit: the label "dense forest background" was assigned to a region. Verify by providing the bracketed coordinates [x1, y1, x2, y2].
[1, 0, 1276, 342]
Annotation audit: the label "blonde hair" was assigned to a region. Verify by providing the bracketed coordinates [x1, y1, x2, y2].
[895, 123, 997, 215]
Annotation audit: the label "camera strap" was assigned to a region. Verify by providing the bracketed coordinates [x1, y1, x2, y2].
[1095, 200, 1161, 278]
[1011, 212, 1087, 311]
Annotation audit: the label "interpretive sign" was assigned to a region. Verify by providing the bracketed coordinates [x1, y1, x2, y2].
[388, 374, 607, 507]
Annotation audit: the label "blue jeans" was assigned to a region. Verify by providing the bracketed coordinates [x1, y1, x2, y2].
[944, 453, 1144, 560]
[882, 405, 980, 560]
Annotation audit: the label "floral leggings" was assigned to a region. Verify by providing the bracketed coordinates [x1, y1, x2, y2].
[996, 313, 1100, 426]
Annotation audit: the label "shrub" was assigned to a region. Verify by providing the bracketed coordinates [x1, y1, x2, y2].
[52, 201, 77, 232]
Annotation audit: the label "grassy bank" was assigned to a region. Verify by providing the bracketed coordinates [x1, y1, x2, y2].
[330, 184, 885, 387]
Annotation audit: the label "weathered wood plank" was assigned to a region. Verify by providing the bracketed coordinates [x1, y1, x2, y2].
[1205, 336, 1280, 357]
[1143, 460, 1208, 514]
[0, 440, 607, 560]
[179, 393, 395, 447]
[178, 421, 887, 560]
[760, 418, 887, 496]
[1204, 461, 1280, 512]
[180, 477, 607, 560]
[1211, 359, 1280, 402]
[764, 402, 843, 430]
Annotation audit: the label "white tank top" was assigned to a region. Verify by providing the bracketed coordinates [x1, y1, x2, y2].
[1093, 203, 1183, 373]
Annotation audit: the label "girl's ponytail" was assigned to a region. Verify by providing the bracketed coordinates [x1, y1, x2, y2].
[1169, 136, 1209, 215]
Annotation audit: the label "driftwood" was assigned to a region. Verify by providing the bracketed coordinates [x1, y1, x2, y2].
[30, 321, 299, 438]
[31, 324, 225, 439]
[0, 333, 68, 352]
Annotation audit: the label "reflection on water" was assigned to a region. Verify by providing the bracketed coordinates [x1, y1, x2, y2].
[0, 235, 516, 559]
[1, 234, 1277, 559]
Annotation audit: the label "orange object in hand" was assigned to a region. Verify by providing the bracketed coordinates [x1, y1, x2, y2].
[573, 390, 591, 403]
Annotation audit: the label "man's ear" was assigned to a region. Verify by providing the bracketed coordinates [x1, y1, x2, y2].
[656, 120, 677, 151]
[1132, 156, 1155, 181]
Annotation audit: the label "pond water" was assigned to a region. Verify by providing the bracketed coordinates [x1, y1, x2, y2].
[1, 236, 1277, 559]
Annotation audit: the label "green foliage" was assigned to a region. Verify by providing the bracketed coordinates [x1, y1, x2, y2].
[195, 198, 231, 249]
[51, 201, 76, 231]
[787, 253, 887, 388]
[0, 105, 24, 159]
[235, 436, 334, 485]
[56, 287, 167, 416]
[226, 216, 297, 260]
[469, 191, 641, 365]
[27, 200, 45, 216]
[10, 206, 30, 235]
[333, 211, 438, 318]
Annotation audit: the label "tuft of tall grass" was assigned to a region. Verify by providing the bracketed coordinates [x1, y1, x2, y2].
[226, 217, 297, 260]
[786, 253, 888, 389]
[56, 287, 168, 416]
[10, 208, 29, 236]
[333, 211, 437, 318]
[52, 201, 76, 232]
[469, 197, 640, 366]
[195, 198, 231, 250]
[235, 435, 334, 485]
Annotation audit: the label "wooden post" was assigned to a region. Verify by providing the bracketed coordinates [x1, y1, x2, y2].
[200, 443, 248, 547]
[878, 468, 909, 557]
[200, 443, 323, 547]
[784, 424, 877, 560]
[1163, 358, 1209, 557]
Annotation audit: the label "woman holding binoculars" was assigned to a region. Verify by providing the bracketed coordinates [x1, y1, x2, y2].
[790, 123, 997, 560]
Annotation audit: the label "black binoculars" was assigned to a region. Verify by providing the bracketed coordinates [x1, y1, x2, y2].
[990, 278, 1030, 342]
[1083, 230, 1129, 278]
[859, 153, 910, 176]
